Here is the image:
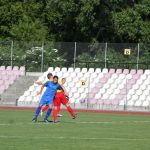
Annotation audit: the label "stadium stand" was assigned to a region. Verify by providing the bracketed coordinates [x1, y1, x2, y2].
[0, 66, 25, 94]
[0, 66, 38, 105]
[18, 67, 150, 111]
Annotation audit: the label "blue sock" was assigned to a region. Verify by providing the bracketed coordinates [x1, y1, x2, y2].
[44, 108, 52, 120]
[34, 106, 42, 118]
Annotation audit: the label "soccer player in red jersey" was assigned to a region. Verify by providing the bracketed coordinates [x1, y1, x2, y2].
[53, 78, 76, 123]
[54, 78, 67, 116]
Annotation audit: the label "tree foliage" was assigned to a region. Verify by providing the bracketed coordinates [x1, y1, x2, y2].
[0, 0, 149, 42]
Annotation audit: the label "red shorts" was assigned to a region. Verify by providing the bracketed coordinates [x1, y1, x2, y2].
[54, 92, 68, 106]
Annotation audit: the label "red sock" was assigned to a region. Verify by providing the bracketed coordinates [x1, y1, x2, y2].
[67, 105, 75, 117]
[42, 105, 49, 112]
[53, 108, 58, 122]
[57, 106, 61, 114]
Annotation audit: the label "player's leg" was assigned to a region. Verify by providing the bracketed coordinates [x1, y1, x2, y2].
[42, 105, 49, 112]
[32, 103, 43, 122]
[57, 105, 63, 117]
[61, 93, 75, 119]
[40, 105, 49, 116]
[44, 103, 53, 122]
[53, 106, 59, 123]
[53, 94, 61, 123]
[57, 96, 68, 117]
[57, 105, 61, 113]
[32, 96, 46, 122]
[65, 103, 76, 119]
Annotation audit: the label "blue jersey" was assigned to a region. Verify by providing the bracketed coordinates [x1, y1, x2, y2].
[40, 81, 61, 105]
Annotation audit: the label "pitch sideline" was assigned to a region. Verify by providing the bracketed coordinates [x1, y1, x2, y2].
[0, 135, 150, 141]
[0, 120, 150, 126]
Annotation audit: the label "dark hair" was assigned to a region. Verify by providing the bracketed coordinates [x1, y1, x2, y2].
[62, 78, 66, 80]
[47, 73, 53, 79]
[53, 75, 59, 80]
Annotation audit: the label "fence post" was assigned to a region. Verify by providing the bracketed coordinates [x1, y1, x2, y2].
[136, 43, 140, 70]
[73, 42, 77, 69]
[41, 41, 44, 72]
[10, 40, 13, 66]
[104, 42, 107, 68]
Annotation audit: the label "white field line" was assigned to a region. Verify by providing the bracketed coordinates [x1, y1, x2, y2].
[75, 120, 150, 124]
[0, 120, 150, 126]
[0, 135, 150, 141]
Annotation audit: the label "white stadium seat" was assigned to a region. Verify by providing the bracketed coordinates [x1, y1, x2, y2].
[143, 101, 149, 107]
[57, 72, 63, 77]
[61, 67, 67, 73]
[127, 100, 134, 106]
[75, 68, 81, 73]
[82, 68, 87, 73]
[29, 86, 35, 91]
[63, 72, 69, 78]
[48, 67, 53, 72]
[68, 67, 74, 73]
[126, 74, 132, 80]
[70, 72, 76, 78]
[134, 101, 142, 107]
[95, 68, 101, 74]
[102, 68, 108, 74]
[77, 72, 84, 78]
[88, 68, 94, 73]
[145, 70, 150, 75]
[24, 91, 30, 97]
[55, 67, 61, 72]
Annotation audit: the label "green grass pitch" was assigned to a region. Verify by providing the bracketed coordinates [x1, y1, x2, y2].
[0, 109, 150, 150]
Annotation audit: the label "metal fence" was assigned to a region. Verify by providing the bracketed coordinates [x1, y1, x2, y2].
[0, 41, 150, 72]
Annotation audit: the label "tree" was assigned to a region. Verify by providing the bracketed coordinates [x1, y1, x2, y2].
[112, 0, 150, 43]
[0, 0, 48, 41]
[10, 15, 47, 41]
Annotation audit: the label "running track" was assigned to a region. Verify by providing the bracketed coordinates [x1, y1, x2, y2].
[0, 106, 150, 115]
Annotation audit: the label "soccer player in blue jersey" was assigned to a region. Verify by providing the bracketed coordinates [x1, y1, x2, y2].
[32, 75, 62, 122]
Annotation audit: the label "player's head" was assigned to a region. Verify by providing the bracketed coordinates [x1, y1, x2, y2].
[61, 78, 66, 85]
[47, 73, 53, 80]
[53, 76, 59, 84]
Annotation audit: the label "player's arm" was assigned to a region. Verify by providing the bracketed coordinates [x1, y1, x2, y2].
[37, 84, 45, 95]
[60, 85, 69, 97]
[37, 81, 48, 95]
[35, 81, 45, 85]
